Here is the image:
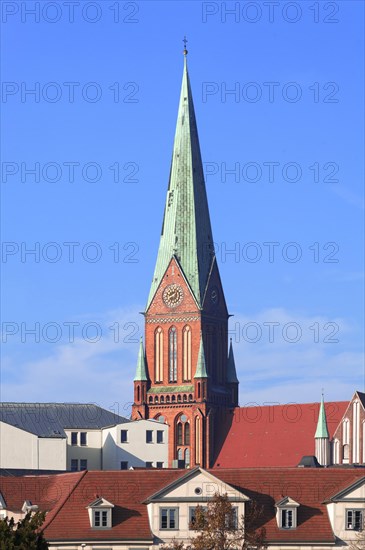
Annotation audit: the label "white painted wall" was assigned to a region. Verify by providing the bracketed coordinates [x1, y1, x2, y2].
[65, 429, 103, 470]
[149, 470, 247, 547]
[102, 419, 168, 470]
[0, 421, 66, 470]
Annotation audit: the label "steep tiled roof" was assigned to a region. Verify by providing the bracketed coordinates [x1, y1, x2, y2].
[42, 470, 183, 541]
[0, 403, 128, 437]
[214, 402, 348, 468]
[212, 468, 365, 543]
[1, 468, 364, 544]
[0, 471, 84, 513]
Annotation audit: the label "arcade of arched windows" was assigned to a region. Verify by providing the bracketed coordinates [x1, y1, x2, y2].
[148, 393, 194, 404]
[147, 392, 233, 406]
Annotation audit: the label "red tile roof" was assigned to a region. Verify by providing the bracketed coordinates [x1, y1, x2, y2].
[214, 402, 348, 468]
[1, 467, 364, 544]
[42, 470, 183, 542]
[210, 468, 365, 543]
[0, 471, 84, 513]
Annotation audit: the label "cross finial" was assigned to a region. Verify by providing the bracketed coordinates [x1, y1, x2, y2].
[183, 36, 188, 56]
[321, 388, 324, 399]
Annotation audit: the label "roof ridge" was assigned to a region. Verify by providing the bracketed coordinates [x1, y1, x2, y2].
[40, 471, 87, 533]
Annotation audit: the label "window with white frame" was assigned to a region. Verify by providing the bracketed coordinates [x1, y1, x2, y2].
[160, 507, 178, 530]
[87, 497, 114, 529]
[94, 509, 109, 528]
[346, 509, 364, 530]
[275, 496, 299, 529]
[281, 509, 294, 529]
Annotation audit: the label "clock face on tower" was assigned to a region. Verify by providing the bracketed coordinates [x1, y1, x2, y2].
[163, 284, 184, 308]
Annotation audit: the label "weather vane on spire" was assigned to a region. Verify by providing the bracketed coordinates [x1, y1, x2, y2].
[183, 36, 188, 56]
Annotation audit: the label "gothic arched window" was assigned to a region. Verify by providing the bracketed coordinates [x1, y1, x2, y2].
[155, 327, 163, 382]
[183, 325, 192, 381]
[169, 327, 177, 382]
[184, 423, 190, 446]
[195, 416, 201, 465]
[177, 423, 183, 445]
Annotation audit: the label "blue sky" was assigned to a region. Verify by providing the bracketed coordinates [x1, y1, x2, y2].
[1, 0, 364, 414]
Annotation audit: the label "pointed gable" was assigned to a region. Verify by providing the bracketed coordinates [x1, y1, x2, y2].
[144, 467, 249, 503]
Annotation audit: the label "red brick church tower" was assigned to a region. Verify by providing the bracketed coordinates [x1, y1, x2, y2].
[132, 47, 239, 468]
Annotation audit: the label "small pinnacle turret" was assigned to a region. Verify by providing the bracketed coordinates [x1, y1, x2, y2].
[134, 338, 148, 382]
[194, 336, 208, 379]
[315, 395, 329, 439]
[227, 339, 239, 384]
[315, 394, 330, 466]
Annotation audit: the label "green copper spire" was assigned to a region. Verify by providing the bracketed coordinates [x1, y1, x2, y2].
[194, 336, 208, 379]
[315, 395, 329, 438]
[146, 50, 215, 310]
[227, 339, 239, 383]
[134, 338, 148, 382]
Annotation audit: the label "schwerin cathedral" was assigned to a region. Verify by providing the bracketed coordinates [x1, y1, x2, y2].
[131, 47, 364, 470]
[132, 47, 239, 468]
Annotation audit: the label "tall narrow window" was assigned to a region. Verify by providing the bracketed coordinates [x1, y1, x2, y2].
[169, 327, 177, 382]
[343, 418, 350, 463]
[343, 418, 349, 444]
[353, 401, 360, 463]
[183, 326, 192, 381]
[195, 416, 201, 465]
[333, 439, 339, 464]
[184, 423, 190, 445]
[177, 423, 183, 445]
[155, 327, 163, 382]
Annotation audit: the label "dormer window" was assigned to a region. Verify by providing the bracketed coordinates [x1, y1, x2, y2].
[22, 500, 39, 514]
[87, 497, 114, 529]
[275, 496, 299, 530]
[281, 509, 294, 528]
[94, 509, 108, 527]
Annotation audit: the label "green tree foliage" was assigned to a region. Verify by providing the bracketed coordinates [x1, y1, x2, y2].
[0, 512, 49, 550]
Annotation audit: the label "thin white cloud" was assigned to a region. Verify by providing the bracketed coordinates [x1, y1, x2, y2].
[1, 306, 361, 409]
